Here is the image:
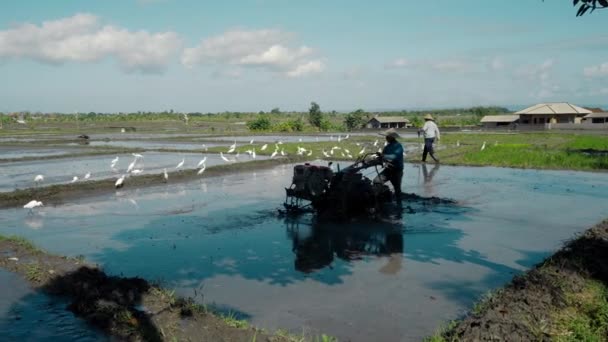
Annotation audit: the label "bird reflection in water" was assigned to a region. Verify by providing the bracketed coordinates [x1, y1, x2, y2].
[285, 211, 404, 275]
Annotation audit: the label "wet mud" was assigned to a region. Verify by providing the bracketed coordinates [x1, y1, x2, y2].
[0, 156, 306, 209]
[440, 220, 608, 341]
[0, 237, 294, 342]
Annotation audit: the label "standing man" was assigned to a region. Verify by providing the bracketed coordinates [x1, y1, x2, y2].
[420, 114, 440, 163]
[374, 128, 404, 198]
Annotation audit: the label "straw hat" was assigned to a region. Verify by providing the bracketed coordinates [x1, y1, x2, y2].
[379, 128, 400, 138]
[424, 114, 434, 121]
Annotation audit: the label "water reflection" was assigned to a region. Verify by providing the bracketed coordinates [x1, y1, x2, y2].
[286, 217, 404, 274]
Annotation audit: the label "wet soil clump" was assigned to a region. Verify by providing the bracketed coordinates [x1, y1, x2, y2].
[436, 219, 608, 341]
[0, 236, 294, 341]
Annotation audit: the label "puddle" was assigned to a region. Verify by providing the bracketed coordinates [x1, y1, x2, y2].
[0, 269, 106, 341]
[0, 151, 266, 192]
[0, 163, 607, 341]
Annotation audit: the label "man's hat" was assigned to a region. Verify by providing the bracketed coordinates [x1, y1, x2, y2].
[379, 128, 400, 138]
[424, 114, 434, 121]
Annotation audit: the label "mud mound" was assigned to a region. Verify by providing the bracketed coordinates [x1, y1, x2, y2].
[442, 220, 608, 341]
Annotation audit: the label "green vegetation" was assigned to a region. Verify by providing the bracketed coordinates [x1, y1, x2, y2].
[0, 234, 43, 253]
[221, 311, 250, 329]
[308, 102, 324, 130]
[415, 133, 608, 171]
[552, 280, 608, 341]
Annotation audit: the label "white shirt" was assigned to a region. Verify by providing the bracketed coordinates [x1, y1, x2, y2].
[422, 121, 440, 139]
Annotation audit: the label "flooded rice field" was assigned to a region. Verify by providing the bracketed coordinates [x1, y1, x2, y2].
[83, 140, 225, 150]
[0, 151, 264, 192]
[0, 146, 80, 160]
[0, 270, 106, 341]
[1, 162, 607, 341]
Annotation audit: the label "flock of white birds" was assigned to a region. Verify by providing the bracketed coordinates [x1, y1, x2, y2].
[22, 134, 481, 213]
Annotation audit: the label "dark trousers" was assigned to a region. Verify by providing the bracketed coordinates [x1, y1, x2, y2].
[373, 167, 403, 196]
[422, 138, 438, 162]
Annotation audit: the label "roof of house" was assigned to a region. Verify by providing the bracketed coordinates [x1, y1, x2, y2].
[515, 103, 592, 115]
[369, 116, 410, 123]
[584, 112, 608, 119]
[480, 115, 520, 123]
[585, 107, 606, 113]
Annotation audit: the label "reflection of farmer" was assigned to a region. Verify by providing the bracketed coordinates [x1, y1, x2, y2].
[419, 114, 440, 163]
[374, 128, 404, 197]
[421, 163, 440, 196]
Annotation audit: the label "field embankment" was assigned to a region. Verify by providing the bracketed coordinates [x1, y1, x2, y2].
[427, 219, 608, 341]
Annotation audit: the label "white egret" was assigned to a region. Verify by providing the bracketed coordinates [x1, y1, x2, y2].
[373, 139, 379, 147]
[338, 135, 342, 143]
[481, 142, 486, 151]
[345, 134, 350, 139]
[456, 140, 460, 147]
[220, 152, 230, 162]
[227, 140, 237, 153]
[175, 158, 185, 169]
[280, 149, 286, 156]
[307, 150, 313, 156]
[197, 157, 207, 167]
[202, 144, 208, 151]
[252, 149, 256, 159]
[197, 165, 206, 175]
[34, 174, 44, 184]
[71, 176, 79, 183]
[163, 168, 168, 182]
[249, 139, 254, 145]
[359, 147, 366, 155]
[132, 153, 144, 159]
[277, 140, 283, 145]
[344, 148, 351, 154]
[322, 150, 330, 158]
[84, 172, 91, 180]
[115, 175, 125, 188]
[261, 144, 268, 151]
[23, 200, 43, 212]
[270, 150, 278, 158]
[131, 169, 143, 175]
[299, 138, 302, 142]
[126, 159, 136, 173]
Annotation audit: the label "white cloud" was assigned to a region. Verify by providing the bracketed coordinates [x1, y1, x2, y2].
[583, 62, 608, 78]
[0, 13, 181, 73]
[181, 29, 324, 77]
[385, 58, 409, 69]
[286, 60, 324, 77]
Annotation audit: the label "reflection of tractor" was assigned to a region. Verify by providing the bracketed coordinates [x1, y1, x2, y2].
[281, 153, 394, 219]
[285, 217, 404, 273]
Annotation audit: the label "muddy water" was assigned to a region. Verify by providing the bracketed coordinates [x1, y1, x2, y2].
[0, 151, 265, 192]
[0, 270, 106, 341]
[0, 164, 607, 341]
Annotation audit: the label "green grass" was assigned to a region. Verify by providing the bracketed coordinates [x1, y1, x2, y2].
[414, 132, 608, 171]
[220, 311, 249, 329]
[25, 263, 43, 282]
[553, 280, 608, 341]
[0, 234, 43, 253]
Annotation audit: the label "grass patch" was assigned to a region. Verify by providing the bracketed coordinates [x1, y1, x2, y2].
[25, 263, 43, 282]
[423, 320, 459, 342]
[0, 234, 43, 253]
[220, 311, 249, 329]
[552, 280, 608, 341]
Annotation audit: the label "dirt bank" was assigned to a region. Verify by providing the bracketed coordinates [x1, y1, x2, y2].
[0, 156, 308, 209]
[429, 219, 608, 341]
[0, 235, 327, 341]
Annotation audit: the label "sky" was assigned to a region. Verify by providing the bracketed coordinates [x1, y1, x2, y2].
[0, 0, 607, 113]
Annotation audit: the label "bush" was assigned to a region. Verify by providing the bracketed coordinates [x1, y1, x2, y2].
[247, 116, 272, 131]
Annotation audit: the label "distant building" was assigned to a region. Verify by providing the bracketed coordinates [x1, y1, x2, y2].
[583, 112, 608, 124]
[366, 116, 410, 129]
[480, 115, 520, 128]
[515, 103, 591, 125]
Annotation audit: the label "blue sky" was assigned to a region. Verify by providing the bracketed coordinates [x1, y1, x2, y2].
[0, 0, 606, 113]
